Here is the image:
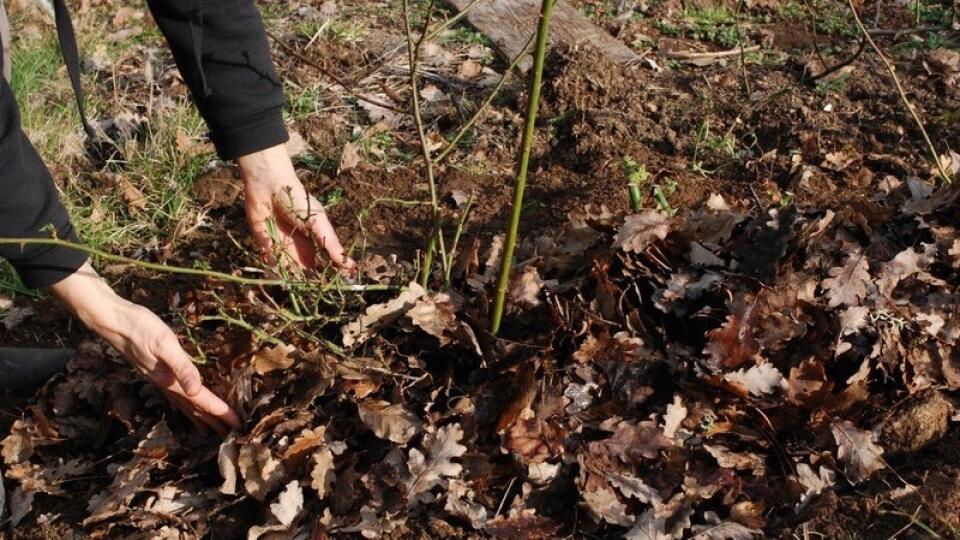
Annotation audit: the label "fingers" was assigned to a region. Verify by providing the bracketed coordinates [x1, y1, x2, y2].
[275, 216, 317, 269]
[305, 196, 355, 270]
[246, 199, 280, 266]
[274, 190, 352, 270]
[165, 384, 241, 437]
[159, 337, 204, 397]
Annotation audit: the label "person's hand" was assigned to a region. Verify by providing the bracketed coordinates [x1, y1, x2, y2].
[50, 262, 241, 436]
[237, 143, 354, 271]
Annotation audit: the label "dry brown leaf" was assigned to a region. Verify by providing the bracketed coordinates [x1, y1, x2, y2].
[502, 407, 565, 464]
[703, 445, 766, 474]
[1, 420, 35, 465]
[508, 266, 545, 310]
[796, 463, 836, 510]
[607, 472, 662, 504]
[444, 479, 489, 529]
[614, 211, 673, 253]
[118, 175, 147, 212]
[592, 420, 672, 465]
[406, 423, 467, 504]
[253, 343, 296, 375]
[690, 514, 760, 539]
[662, 394, 688, 439]
[270, 480, 303, 528]
[877, 247, 941, 298]
[821, 251, 871, 308]
[357, 399, 421, 444]
[625, 507, 670, 540]
[483, 512, 562, 540]
[947, 238, 960, 269]
[342, 282, 426, 347]
[282, 426, 327, 469]
[218, 433, 239, 495]
[310, 447, 336, 500]
[338, 141, 363, 174]
[406, 293, 457, 345]
[723, 363, 787, 396]
[458, 59, 483, 79]
[86, 422, 178, 524]
[704, 313, 759, 371]
[582, 483, 634, 526]
[831, 420, 885, 483]
[238, 442, 287, 501]
[1, 306, 34, 331]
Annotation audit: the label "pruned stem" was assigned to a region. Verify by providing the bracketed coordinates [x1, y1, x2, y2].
[0, 237, 391, 291]
[490, 0, 556, 334]
[402, 0, 449, 287]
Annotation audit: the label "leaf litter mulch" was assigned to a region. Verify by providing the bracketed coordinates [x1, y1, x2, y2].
[5, 174, 960, 538]
[4, 1, 960, 538]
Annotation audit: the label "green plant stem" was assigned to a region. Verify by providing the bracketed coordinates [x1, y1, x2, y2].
[654, 186, 673, 213]
[444, 195, 474, 287]
[0, 238, 391, 291]
[490, 0, 556, 335]
[432, 31, 537, 166]
[200, 313, 285, 347]
[627, 184, 642, 211]
[402, 0, 448, 287]
[420, 229, 438, 287]
[846, 0, 951, 183]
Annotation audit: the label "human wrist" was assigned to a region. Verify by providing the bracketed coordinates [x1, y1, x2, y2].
[235, 143, 295, 182]
[48, 261, 131, 338]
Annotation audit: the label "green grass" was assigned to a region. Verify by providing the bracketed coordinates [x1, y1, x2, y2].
[9, 33, 81, 157]
[0, 260, 38, 298]
[10, 12, 216, 254]
[778, 0, 857, 38]
[684, 6, 742, 48]
[654, 5, 747, 49]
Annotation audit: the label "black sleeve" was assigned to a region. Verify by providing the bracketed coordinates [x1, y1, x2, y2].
[145, 0, 288, 159]
[0, 76, 88, 289]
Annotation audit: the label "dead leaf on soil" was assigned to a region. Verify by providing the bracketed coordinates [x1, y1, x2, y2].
[238, 441, 287, 501]
[269, 480, 304, 527]
[614, 211, 673, 253]
[821, 251, 871, 308]
[357, 399, 421, 444]
[342, 282, 426, 347]
[405, 423, 467, 504]
[338, 141, 363, 174]
[253, 343, 296, 375]
[831, 420, 885, 483]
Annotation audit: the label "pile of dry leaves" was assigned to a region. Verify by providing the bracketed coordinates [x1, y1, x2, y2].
[4, 173, 960, 538]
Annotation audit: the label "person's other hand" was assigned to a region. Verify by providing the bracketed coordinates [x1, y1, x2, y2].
[237, 143, 354, 271]
[50, 262, 241, 436]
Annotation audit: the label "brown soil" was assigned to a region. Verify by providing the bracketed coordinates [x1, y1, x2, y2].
[3, 0, 960, 537]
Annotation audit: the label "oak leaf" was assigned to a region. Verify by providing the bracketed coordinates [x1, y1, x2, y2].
[614, 211, 673, 253]
[406, 423, 467, 504]
[357, 399, 421, 444]
[831, 420, 885, 483]
[821, 252, 871, 308]
[269, 480, 303, 528]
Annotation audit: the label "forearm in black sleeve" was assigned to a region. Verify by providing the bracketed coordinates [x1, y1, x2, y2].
[145, 0, 288, 160]
[0, 77, 88, 289]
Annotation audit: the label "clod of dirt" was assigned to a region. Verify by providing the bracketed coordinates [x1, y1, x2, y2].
[879, 390, 953, 455]
[896, 469, 960, 533]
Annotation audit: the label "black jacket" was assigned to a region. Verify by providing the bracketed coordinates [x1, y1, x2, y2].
[0, 0, 288, 288]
